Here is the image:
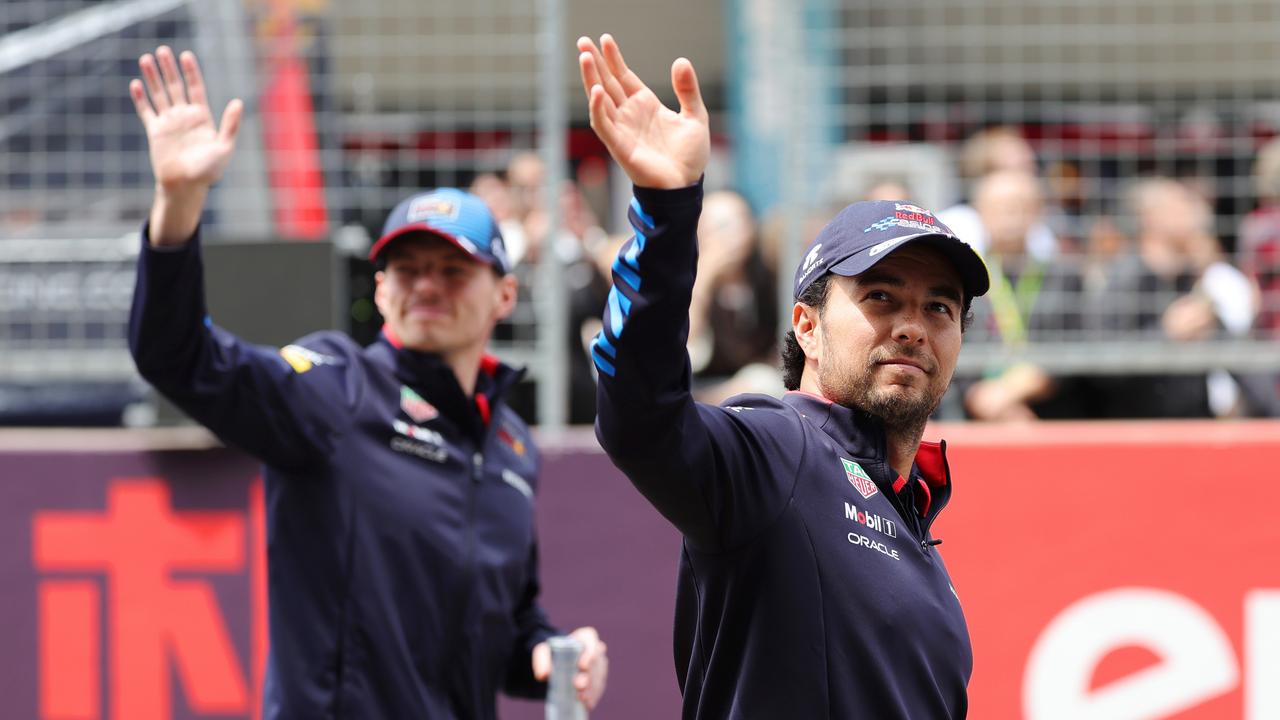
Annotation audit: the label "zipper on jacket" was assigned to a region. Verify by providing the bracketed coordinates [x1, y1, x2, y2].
[460, 450, 483, 686]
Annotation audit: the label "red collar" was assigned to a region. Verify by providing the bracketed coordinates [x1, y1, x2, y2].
[915, 440, 948, 488]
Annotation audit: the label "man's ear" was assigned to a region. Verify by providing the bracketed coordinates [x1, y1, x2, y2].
[373, 270, 388, 316]
[793, 302, 822, 362]
[493, 272, 518, 322]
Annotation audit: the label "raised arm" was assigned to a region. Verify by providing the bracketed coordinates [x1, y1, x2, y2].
[129, 46, 243, 246]
[127, 47, 353, 469]
[580, 36, 801, 550]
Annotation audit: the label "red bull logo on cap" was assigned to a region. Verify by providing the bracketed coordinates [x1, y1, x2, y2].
[407, 196, 461, 223]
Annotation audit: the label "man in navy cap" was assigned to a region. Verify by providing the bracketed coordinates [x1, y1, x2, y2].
[578, 34, 988, 718]
[126, 46, 607, 718]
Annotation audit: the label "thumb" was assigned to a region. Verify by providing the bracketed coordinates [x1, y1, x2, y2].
[671, 58, 706, 123]
[531, 641, 551, 681]
[218, 98, 244, 147]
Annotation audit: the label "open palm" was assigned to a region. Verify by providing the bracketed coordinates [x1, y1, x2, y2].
[130, 46, 242, 192]
[578, 35, 709, 190]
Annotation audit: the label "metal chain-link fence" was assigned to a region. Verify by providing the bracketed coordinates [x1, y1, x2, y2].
[736, 0, 1279, 372]
[3, 0, 1279, 424]
[0, 0, 570, 425]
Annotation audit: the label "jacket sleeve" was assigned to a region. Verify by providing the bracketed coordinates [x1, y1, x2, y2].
[502, 535, 558, 699]
[128, 226, 357, 469]
[592, 183, 803, 551]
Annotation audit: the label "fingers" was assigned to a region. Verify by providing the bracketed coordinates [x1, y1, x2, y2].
[571, 627, 608, 709]
[180, 51, 207, 108]
[577, 47, 609, 110]
[218, 98, 244, 147]
[671, 57, 707, 123]
[576, 36, 626, 108]
[580, 51, 625, 158]
[530, 641, 551, 681]
[586, 85, 625, 156]
[578, 655, 608, 710]
[129, 79, 155, 124]
[573, 626, 601, 670]
[156, 46, 188, 106]
[138, 53, 170, 112]
[599, 33, 645, 96]
[575, 36, 599, 101]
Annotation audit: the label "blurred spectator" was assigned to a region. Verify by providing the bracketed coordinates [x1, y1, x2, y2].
[1086, 178, 1257, 417]
[1083, 216, 1128, 282]
[476, 155, 613, 424]
[503, 151, 545, 265]
[687, 191, 780, 403]
[1043, 160, 1089, 251]
[861, 176, 914, 203]
[468, 172, 517, 231]
[574, 155, 613, 232]
[958, 126, 1038, 180]
[940, 126, 1060, 262]
[1239, 138, 1280, 338]
[554, 182, 611, 424]
[953, 171, 1087, 421]
[1233, 138, 1280, 415]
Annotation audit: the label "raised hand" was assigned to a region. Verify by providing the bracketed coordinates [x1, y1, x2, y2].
[129, 47, 243, 245]
[131, 46, 242, 192]
[577, 34, 709, 190]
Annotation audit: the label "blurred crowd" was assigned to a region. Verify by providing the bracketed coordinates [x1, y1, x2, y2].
[470, 132, 1280, 423]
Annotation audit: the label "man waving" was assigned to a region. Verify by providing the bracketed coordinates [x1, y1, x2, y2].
[580, 34, 987, 719]
[128, 45, 606, 718]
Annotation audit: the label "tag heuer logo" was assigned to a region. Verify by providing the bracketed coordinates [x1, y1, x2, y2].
[400, 386, 439, 423]
[841, 458, 878, 499]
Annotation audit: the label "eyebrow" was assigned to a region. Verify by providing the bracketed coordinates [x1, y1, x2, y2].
[856, 270, 963, 305]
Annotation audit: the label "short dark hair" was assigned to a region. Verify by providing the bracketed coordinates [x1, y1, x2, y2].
[779, 273, 974, 391]
[781, 274, 833, 391]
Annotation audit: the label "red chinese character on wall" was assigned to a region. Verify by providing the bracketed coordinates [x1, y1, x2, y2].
[32, 477, 267, 720]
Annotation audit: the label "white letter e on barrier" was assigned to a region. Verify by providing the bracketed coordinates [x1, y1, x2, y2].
[1023, 588, 1237, 720]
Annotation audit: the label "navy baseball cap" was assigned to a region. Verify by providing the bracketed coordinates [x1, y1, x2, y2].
[793, 200, 989, 300]
[369, 188, 511, 274]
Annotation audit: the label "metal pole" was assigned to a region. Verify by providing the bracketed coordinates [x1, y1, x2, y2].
[535, 0, 568, 429]
[186, 0, 273, 240]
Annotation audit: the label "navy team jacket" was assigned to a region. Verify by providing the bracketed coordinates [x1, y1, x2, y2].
[129, 229, 556, 719]
[593, 184, 972, 719]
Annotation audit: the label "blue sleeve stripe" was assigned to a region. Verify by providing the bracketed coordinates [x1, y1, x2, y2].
[592, 346, 616, 377]
[592, 330, 617, 359]
[612, 256, 641, 292]
[599, 197, 656, 364]
[629, 197, 656, 230]
[622, 235, 644, 270]
[607, 288, 626, 338]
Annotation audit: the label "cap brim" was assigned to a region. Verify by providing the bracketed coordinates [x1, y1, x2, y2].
[826, 232, 990, 298]
[369, 222, 489, 267]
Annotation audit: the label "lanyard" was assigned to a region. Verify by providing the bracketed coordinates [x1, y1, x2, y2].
[984, 254, 1045, 346]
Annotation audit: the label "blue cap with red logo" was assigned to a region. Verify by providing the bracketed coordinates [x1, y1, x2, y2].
[369, 188, 511, 274]
[792, 200, 989, 300]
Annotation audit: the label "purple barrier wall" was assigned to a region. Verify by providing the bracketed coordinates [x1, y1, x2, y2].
[6, 423, 1280, 719]
[0, 429, 681, 719]
[502, 444, 683, 719]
